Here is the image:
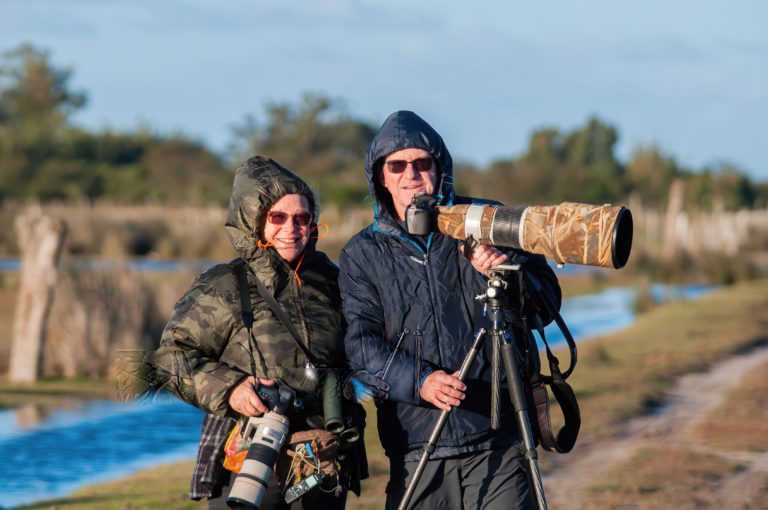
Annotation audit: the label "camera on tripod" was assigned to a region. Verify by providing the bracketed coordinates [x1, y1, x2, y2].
[405, 194, 633, 269]
[226, 379, 302, 509]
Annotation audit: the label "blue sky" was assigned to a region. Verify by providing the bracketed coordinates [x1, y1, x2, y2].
[2, 0, 767, 181]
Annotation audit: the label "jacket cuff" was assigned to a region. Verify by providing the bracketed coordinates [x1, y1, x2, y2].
[194, 365, 250, 415]
[419, 367, 434, 388]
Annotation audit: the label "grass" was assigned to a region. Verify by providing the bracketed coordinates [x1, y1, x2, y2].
[555, 278, 768, 438]
[0, 377, 117, 409]
[584, 364, 768, 510]
[540, 278, 768, 508]
[14, 462, 203, 510]
[582, 369, 768, 509]
[4, 278, 768, 509]
[587, 447, 741, 509]
[690, 360, 768, 452]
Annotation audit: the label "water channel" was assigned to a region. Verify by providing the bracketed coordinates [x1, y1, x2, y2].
[0, 278, 718, 508]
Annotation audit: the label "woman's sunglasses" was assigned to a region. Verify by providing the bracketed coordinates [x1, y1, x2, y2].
[384, 157, 434, 174]
[267, 211, 312, 227]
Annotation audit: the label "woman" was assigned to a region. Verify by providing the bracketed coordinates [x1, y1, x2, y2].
[152, 156, 365, 508]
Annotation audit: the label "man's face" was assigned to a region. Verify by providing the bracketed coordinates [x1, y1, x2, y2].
[261, 194, 311, 263]
[379, 148, 438, 222]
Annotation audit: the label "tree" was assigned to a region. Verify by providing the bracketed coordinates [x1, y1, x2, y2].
[626, 145, 680, 208]
[231, 94, 376, 205]
[696, 164, 757, 211]
[561, 117, 626, 204]
[0, 44, 88, 200]
[10, 210, 67, 383]
[0, 43, 86, 137]
[140, 137, 230, 204]
[503, 117, 627, 205]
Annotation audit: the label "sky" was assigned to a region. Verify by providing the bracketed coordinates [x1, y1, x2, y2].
[2, 0, 767, 181]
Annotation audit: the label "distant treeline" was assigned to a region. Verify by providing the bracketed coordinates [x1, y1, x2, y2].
[2, 43, 766, 210]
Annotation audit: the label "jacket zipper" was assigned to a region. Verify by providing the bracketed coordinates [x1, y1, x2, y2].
[380, 328, 408, 379]
[382, 229, 446, 369]
[422, 243, 445, 367]
[414, 329, 424, 397]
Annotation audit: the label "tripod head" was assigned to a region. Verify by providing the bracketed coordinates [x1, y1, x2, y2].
[474, 264, 520, 311]
[480, 262, 576, 380]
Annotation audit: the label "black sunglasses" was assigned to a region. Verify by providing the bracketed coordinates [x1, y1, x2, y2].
[384, 157, 434, 174]
[267, 211, 312, 227]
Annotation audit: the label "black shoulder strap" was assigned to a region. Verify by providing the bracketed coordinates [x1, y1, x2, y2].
[530, 325, 581, 454]
[519, 271, 581, 454]
[233, 259, 254, 331]
[231, 259, 319, 367]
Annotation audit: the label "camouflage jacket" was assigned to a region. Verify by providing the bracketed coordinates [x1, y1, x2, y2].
[160, 247, 351, 500]
[156, 247, 346, 417]
[154, 156, 347, 417]
[152, 156, 358, 499]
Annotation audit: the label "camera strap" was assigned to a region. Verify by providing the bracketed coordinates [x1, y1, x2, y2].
[231, 259, 320, 368]
[529, 322, 581, 454]
[517, 271, 580, 454]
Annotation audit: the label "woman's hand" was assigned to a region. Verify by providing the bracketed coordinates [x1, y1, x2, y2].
[461, 244, 508, 276]
[227, 376, 276, 417]
[419, 370, 466, 412]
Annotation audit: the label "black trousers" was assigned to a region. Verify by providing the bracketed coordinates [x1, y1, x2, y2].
[385, 447, 532, 510]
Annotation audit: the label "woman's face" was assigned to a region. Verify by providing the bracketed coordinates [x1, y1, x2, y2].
[262, 194, 312, 263]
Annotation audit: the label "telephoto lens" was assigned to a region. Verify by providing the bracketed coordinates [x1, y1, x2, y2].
[406, 196, 633, 269]
[226, 411, 290, 509]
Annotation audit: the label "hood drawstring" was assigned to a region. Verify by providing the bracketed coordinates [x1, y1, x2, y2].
[256, 223, 331, 287]
[311, 223, 329, 241]
[291, 223, 329, 286]
[292, 251, 306, 286]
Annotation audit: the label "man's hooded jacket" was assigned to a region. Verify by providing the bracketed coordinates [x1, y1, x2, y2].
[339, 111, 562, 460]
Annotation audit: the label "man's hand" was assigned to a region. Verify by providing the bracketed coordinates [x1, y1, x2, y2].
[343, 370, 390, 403]
[227, 376, 275, 417]
[461, 244, 508, 276]
[419, 370, 466, 412]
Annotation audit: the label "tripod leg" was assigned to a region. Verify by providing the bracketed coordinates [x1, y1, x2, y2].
[501, 341, 548, 510]
[491, 331, 501, 429]
[397, 329, 487, 510]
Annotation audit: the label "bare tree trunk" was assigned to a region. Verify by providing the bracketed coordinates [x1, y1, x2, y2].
[9, 211, 67, 383]
[663, 179, 686, 260]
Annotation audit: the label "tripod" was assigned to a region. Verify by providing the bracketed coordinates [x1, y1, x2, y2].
[398, 264, 548, 510]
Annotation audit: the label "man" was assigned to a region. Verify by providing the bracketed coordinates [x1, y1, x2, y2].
[339, 111, 561, 509]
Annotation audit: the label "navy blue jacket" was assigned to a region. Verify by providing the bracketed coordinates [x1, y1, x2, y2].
[339, 111, 561, 460]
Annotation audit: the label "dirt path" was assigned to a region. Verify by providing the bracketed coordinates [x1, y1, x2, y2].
[541, 343, 768, 509]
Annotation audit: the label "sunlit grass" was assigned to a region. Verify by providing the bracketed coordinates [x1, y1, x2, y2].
[556, 278, 768, 438]
[690, 361, 768, 452]
[15, 462, 203, 510]
[587, 447, 741, 509]
[0, 377, 117, 410]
